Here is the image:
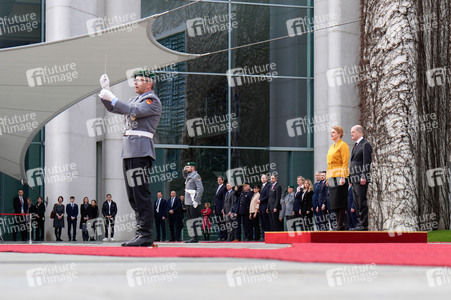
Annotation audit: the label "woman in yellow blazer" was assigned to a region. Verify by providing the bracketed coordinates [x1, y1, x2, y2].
[326, 126, 350, 231]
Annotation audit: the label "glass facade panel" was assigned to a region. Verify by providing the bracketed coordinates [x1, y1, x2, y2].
[0, 0, 44, 226]
[143, 0, 314, 193]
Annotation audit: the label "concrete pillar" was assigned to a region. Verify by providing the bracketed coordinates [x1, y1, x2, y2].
[99, 0, 141, 241]
[314, 0, 360, 173]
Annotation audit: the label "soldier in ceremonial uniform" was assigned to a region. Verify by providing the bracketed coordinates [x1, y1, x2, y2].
[183, 162, 204, 243]
[98, 70, 162, 247]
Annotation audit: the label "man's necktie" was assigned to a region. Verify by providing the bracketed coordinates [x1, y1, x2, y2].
[352, 142, 358, 154]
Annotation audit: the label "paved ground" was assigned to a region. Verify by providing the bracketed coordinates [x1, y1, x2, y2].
[1, 242, 450, 299]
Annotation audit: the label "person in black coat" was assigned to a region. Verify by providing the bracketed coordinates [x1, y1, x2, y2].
[25, 198, 36, 241]
[53, 196, 65, 241]
[66, 196, 79, 241]
[349, 125, 373, 231]
[267, 175, 282, 231]
[12, 189, 27, 241]
[34, 196, 46, 241]
[213, 176, 227, 241]
[292, 176, 304, 219]
[300, 180, 314, 231]
[257, 174, 271, 239]
[154, 192, 167, 241]
[233, 183, 253, 241]
[79, 197, 91, 241]
[102, 194, 118, 241]
[88, 199, 99, 241]
[167, 191, 182, 242]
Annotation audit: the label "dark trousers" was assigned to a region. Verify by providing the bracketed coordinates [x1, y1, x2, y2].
[352, 183, 369, 228]
[168, 214, 177, 241]
[250, 213, 260, 241]
[104, 217, 115, 238]
[123, 156, 154, 239]
[224, 214, 236, 241]
[333, 209, 346, 230]
[314, 209, 330, 231]
[13, 215, 26, 241]
[345, 207, 358, 230]
[291, 213, 313, 231]
[67, 218, 77, 239]
[81, 222, 89, 241]
[303, 214, 314, 231]
[155, 216, 166, 240]
[269, 209, 281, 231]
[236, 214, 251, 240]
[36, 219, 45, 241]
[259, 208, 270, 239]
[176, 213, 184, 241]
[186, 205, 200, 240]
[215, 213, 226, 240]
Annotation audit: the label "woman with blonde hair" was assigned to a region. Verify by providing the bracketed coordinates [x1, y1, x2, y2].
[326, 126, 350, 231]
[300, 179, 314, 231]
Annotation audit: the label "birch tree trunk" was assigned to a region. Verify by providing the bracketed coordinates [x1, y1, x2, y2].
[359, 0, 450, 230]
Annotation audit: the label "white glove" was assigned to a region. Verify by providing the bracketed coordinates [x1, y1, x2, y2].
[98, 89, 116, 101]
[100, 74, 110, 90]
[193, 201, 199, 208]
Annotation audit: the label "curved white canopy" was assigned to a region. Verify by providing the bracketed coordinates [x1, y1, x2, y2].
[0, 15, 198, 183]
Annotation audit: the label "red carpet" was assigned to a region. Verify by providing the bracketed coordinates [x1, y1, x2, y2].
[0, 243, 450, 267]
[265, 231, 428, 243]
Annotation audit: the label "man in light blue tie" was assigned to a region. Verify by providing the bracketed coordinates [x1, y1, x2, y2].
[154, 192, 167, 242]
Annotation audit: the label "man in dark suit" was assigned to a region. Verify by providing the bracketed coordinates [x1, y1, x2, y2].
[213, 176, 227, 241]
[315, 171, 330, 231]
[12, 189, 27, 241]
[267, 175, 282, 231]
[154, 191, 167, 241]
[349, 125, 373, 231]
[346, 184, 358, 230]
[102, 194, 118, 241]
[167, 190, 182, 241]
[66, 196, 79, 241]
[222, 183, 236, 241]
[257, 174, 271, 239]
[233, 183, 253, 241]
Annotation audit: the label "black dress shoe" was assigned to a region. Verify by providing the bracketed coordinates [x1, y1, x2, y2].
[350, 226, 368, 231]
[185, 238, 199, 243]
[121, 235, 139, 246]
[123, 235, 154, 247]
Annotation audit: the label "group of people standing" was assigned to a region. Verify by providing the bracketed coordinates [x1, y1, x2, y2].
[11, 190, 45, 241]
[10, 192, 118, 242]
[202, 124, 372, 240]
[51, 195, 117, 241]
